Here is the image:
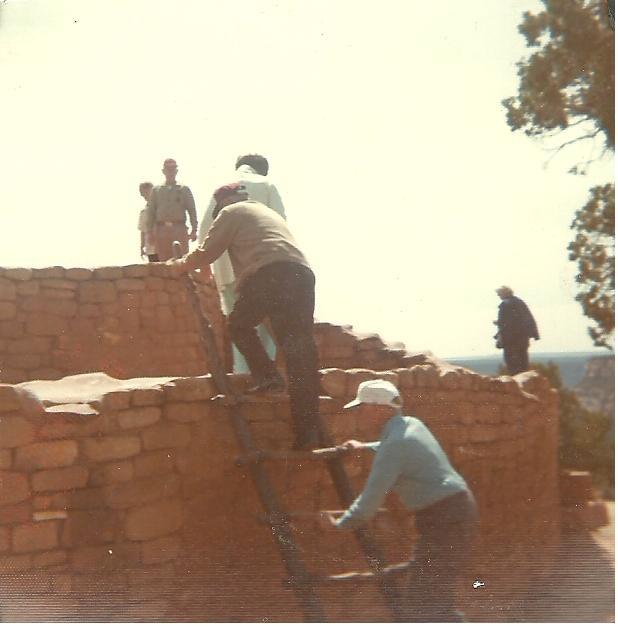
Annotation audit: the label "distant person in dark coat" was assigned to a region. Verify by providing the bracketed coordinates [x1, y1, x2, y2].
[494, 286, 540, 375]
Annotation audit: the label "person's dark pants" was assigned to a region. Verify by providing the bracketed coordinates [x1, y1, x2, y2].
[407, 490, 479, 622]
[503, 339, 530, 375]
[228, 262, 320, 445]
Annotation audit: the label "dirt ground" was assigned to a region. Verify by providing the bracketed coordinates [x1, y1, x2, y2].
[512, 501, 615, 623]
[1, 504, 614, 622]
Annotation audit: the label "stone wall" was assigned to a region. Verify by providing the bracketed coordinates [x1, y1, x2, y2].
[0, 363, 560, 622]
[0, 265, 226, 383]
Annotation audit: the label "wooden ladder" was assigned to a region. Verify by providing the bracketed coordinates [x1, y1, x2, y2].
[181, 270, 408, 621]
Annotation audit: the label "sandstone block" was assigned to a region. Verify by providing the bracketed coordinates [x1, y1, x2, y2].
[65, 268, 93, 281]
[33, 267, 64, 279]
[101, 390, 132, 411]
[133, 450, 175, 478]
[0, 278, 16, 301]
[145, 277, 165, 290]
[0, 321, 23, 338]
[26, 313, 67, 336]
[93, 267, 124, 280]
[40, 288, 75, 301]
[0, 502, 31, 524]
[163, 402, 209, 423]
[0, 302, 17, 320]
[3, 268, 33, 281]
[0, 415, 35, 448]
[117, 406, 161, 430]
[78, 281, 117, 303]
[39, 279, 77, 291]
[78, 303, 100, 318]
[32, 466, 89, 492]
[141, 534, 181, 565]
[43, 299, 79, 317]
[414, 365, 440, 388]
[104, 474, 181, 509]
[83, 436, 141, 462]
[15, 440, 78, 471]
[0, 471, 29, 505]
[122, 264, 150, 278]
[15, 280, 39, 296]
[5, 353, 42, 369]
[6, 337, 53, 354]
[116, 278, 146, 291]
[344, 369, 377, 397]
[62, 510, 118, 547]
[89, 460, 134, 486]
[0, 368, 27, 384]
[142, 424, 191, 450]
[61, 487, 106, 510]
[0, 384, 20, 411]
[164, 377, 215, 402]
[0, 449, 11, 469]
[132, 388, 165, 406]
[13, 521, 59, 553]
[124, 498, 184, 541]
[320, 369, 347, 398]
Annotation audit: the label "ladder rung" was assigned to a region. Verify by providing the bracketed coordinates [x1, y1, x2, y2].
[283, 562, 412, 589]
[321, 561, 412, 583]
[236, 446, 347, 465]
[257, 508, 390, 526]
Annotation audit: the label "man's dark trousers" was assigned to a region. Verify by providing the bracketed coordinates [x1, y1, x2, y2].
[407, 490, 479, 622]
[503, 339, 530, 375]
[228, 261, 320, 445]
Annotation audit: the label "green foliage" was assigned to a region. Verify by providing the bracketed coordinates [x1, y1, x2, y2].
[503, 0, 614, 153]
[533, 362, 614, 496]
[568, 183, 615, 348]
[504, 0, 615, 351]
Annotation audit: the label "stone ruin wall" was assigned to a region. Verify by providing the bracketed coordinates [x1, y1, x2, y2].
[0, 265, 562, 621]
[0, 265, 226, 384]
[0, 265, 417, 385]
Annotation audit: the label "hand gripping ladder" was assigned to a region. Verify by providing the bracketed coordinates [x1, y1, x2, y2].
[173, 251, 407, 621]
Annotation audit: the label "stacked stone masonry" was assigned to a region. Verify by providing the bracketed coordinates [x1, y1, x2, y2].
[0, 366, 559, 621]
[0, 265, 561, 621]
[0, 265, 226, 383]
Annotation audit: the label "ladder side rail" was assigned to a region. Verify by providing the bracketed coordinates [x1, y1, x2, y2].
[315, 415, 405, 621]
[180, 270, 326, 621]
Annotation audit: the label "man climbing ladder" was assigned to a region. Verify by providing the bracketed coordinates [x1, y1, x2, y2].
[169, 182, 321, 450]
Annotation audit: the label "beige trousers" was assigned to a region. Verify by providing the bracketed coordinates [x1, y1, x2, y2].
[154, 223, 189, 261]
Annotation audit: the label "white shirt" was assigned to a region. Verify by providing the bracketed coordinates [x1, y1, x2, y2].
[197, 164, 286, 289]
[137, 207, 156, 255]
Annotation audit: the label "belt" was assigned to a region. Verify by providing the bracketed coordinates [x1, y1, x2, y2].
[157, 221, 184, 227]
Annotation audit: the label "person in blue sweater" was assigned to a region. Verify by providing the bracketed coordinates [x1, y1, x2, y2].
[324, 379, 479, 622]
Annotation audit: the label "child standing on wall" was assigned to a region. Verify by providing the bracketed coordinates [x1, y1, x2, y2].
[137, 182, 158, 262]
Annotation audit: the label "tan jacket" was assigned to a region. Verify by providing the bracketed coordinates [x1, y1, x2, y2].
[197, 165, 286, 289]
[186, 200, 309, 289]
[145, 183, 197, 232]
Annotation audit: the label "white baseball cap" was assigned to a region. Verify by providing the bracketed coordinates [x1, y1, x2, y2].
[343, 379, 402, 409]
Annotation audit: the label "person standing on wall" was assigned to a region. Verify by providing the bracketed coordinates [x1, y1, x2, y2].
[137, 181, 158, 262]
[145, 158, 198, 261]
[494, 285, 540, 375]
[170, 182, 320, 450]
[322, 379, 479, 622]
[197, 154, 286, 374]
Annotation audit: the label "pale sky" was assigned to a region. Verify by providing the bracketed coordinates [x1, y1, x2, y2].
[0, 0, 613, 358]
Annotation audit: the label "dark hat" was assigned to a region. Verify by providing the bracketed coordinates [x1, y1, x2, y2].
[213, 182, 247, 207]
